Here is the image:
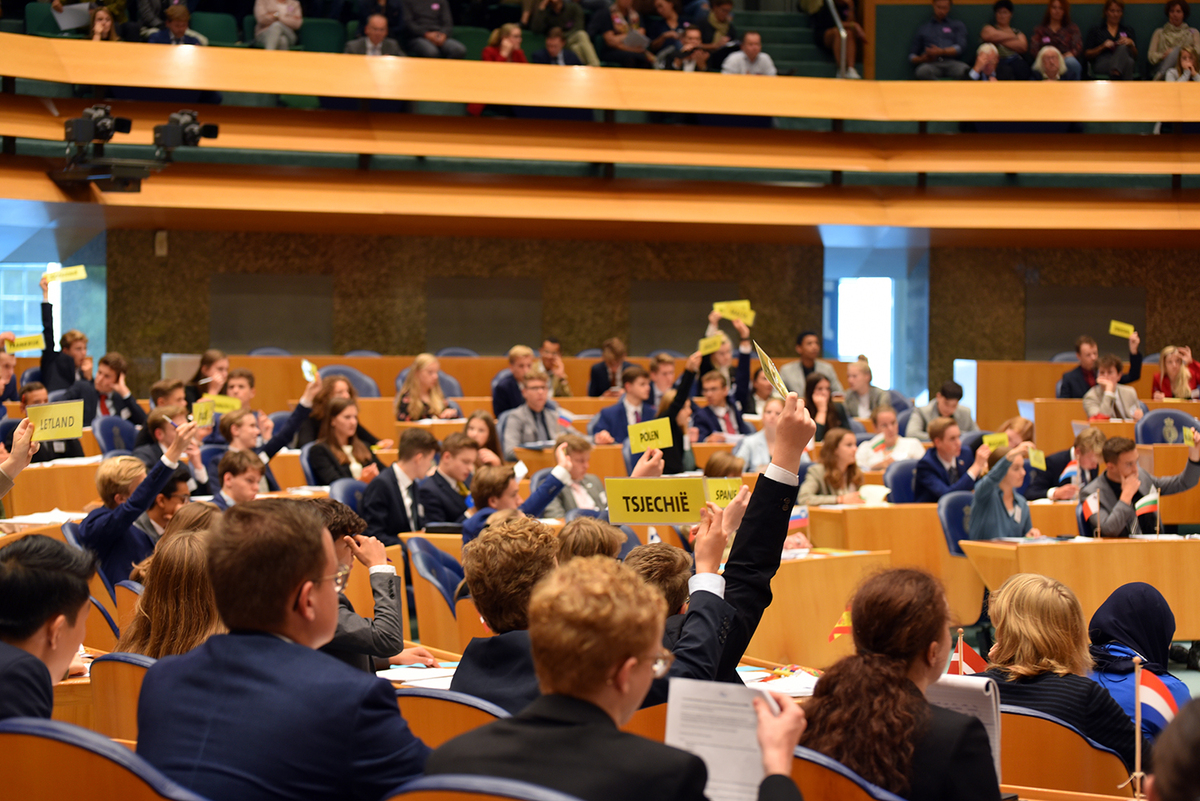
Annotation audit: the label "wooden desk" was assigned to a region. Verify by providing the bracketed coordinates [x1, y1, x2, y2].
[861, 471, 884, 486]
[3, 461, 99, 517]
[961, 538, 1200, 637]
[693, 442, 734, 470]
[1137, 444, 1200, 524]
[514, 444, 627, 480]
[1088, 420, 1136, 443]
[52, 676, 94, 730]
[1029, 399, 1088, 453]
[745, 550, 892, 669]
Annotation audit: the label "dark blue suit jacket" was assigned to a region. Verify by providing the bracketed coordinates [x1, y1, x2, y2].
[1058, 353, 1142, 399]
[530, 47, 583, 64]
[593, 399, 657, 444]
[77, 459, 175, 591]
[147, 30, 203, 44]
[462, 472, 565, 543]
[587, 360, 634, 397]
[1025, 448, 1098, 501]
[361, 467, 423, 546]
[914, 445, 976, 504]
[419, 470, 469, 524]
[61, 380, 148, 428]
[211, 491, 231, 510]
[693, 403, 754, 442]
[39, 301, 80, 392]
[491, 373, 523, 418]
[0, 641, 53, 721]
[136, 631, 429, 801]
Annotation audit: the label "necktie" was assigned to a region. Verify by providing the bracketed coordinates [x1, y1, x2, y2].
[456, 481, 469, 497]
[409, 483, 422, 530]
[535, 412, 549, 441]
[99, 394, 110, 416]
[570, 481, 596, 510]
[723, 411, 736, 435]
[947, 463, 959, 483]
[634, 408, 642, 424]
[1113, 391, 1127, 420]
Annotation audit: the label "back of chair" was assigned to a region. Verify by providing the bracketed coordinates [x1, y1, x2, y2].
[85, 596, 120, 651]
[436, 347, 479, 358]
[528, 468, 553, 495]
[0, 417, 20, 448]
[96, 416, 139, 454]
[398, 368, 464, 399]
[495, 409, 513, 447]
[299, 441, 316, 485]
[200, 445, 227, 487]
[796, 462, 813, 487]
[883, 459, 920, 505]
[330, 478, 367, 513]
[91, 653, 156, 741]
[1000, 706, 1134, 796]
[960, 430, 992, 457]
[248, 346, 291, 356]
[1136, 408, 1200, 444]
[847, 418, 866, 435]
[385, 774, 584, 801]
[455, 596, 493, 647]
[791, 747, 907, 801]
[0, 718, 208, 801]
[886, 390, 909, 414]
[621, 438, 636, 474]
[48, 389, 68, 402]
[896, 408, 913, 436]
[319, 365, 380, 398]
[1051, 350, 1078, 363]
[346, 349, 383, 357]
[113, 580, 144, 632]
[409, 538, 464, 652]
[62, 520, 83, 549]
[576, 349, 603, 358]
[20, 366, 41, 386]
[854, 432, 873, 445]
[489, 368, 512, 393]
[394, 689, 511, 750]
[936, 491, 973, 557]
[89, 568, 116, 612]
[268, 410, 292, 434]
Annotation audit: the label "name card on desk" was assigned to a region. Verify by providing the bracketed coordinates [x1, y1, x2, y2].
[192, 400, 215, 428]
[4, 333, 44, 354]
[26, 400, 83, 441]
[606, 477, 706, 524]
[43, 264, 87, 283]
[628, 416, 672, 454]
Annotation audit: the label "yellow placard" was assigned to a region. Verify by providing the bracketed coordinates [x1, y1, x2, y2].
[26, 400, 83, 442]
[43, 265, 87, 283]
[698, 335, 724, 356]
[203, 394, 243, 414]
[982, 433, 1009, 451]
[301, 359, 318, 382]
[628, 416, 673, 454]
[1029, 448, 1047, 471]
[605, 477, 707, 524]
[752, 341, 789, 399]
[192, 400, 215, 428]
[1186, 427, 1195, 447]
[705, 477, 744, 508]
[4, 333, 45, 354]
[713, 300, 755, 324]
[1109, 320, 1135, 339]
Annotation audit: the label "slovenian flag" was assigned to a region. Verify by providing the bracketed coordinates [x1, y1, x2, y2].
[948, 640, 988, 675]
[827, 607, 852, 642]
[1081, 492, 1100, 520]
[1140, 669, 1180, 732]
[788, 506, 809, 531]
[1060, 460, 1079, 482]
[1135, 490, 1159, 518]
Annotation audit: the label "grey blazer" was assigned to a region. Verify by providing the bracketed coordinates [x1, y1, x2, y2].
[543, 473, 605, 519]
[1080, 460, 1200, 537]
[779, 358, 843, 396]
[844, 385, 887, 418]
[502, 404, 566, 462]
[320, 571, 406, 672]
[1082, 384, 1141, 419]
[906, 401, 978, 442]
[344, 36, 404, 55]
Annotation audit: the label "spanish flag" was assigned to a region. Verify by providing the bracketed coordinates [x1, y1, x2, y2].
[828, 607, 852, 642]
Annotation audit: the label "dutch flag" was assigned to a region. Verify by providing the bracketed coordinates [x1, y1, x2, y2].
[1060, 459, 1079, 482]
[1140, 669, 1180, 732]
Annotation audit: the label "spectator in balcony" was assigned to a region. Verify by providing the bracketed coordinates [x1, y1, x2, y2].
[90, 6, 121, 40]
[1084, 0, 1137, 79]
[812, 0, 865, 79]
[402, 0, 466, 58]
[647, 0, 688, 55]
[588, 0, 653, 68]
[909, 0, 969, 79]
[469, 25, 528, 115]
[1149, 0, 1200, 78]
[980, 0, 1031, 79]
[1032, 0, 1082, 79]
[665, 26, 710, 69]
[345, 13, 403, 54]
[697, 0, 737, 69]
[1167, 42, 1200, 77]
[531, 0, 600, 64]
[1033, 44, 1068, 77]
[148, 5, 203, 43]
[532, 26, 585, 64]
[721, 30, 776, 73]
[254, 0, 303, 50]
[358, 0, 405, 43]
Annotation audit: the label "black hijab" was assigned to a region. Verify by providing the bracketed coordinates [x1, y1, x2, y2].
[1088, 582, 1174, 675]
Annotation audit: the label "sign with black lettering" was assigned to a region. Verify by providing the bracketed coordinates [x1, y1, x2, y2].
[605, 477, 706, 524]
[704, 477, 744, 508]
[26, 399, 84, 442]
[628, 416, 672, 454]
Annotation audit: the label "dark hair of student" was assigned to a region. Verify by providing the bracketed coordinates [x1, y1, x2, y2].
[188, 349, 227, 387]
[0, 535, 97, 641]
[465, 409, 502, 458]
[804, 374, 845, 430]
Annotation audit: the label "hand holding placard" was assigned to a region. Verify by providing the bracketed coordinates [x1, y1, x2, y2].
[42, 265, 87, 284]
[204, 394, 242, 414]
[192, 400, 216, 428]
[1109, 320, 1135, 339]
[605, 476, 706, 524]
[698, 335, 724, 356]
[1, 418, 40, 476]
[982, 433, 1009, 451]
[4, 334, 45, 354]
[1029, 448, 1047, 471]
[752, 341, 789, 399]
[705, 477, 743, 508]
[301, 359, 318, 383]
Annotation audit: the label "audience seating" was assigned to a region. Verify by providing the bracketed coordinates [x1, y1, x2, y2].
[621, 439, 636, 475]
[882, 459, 919, 505]
[528, 467, 553, 494]
[386, 774, 583, 801]
[895, 408, 913, 436]
[24, 3, 75, 38]
[885, 390, 909, 414]
[344, 542, 410, 639]
[85, 596, 120, 651]
[854, 432, 874, 446]
[936, 491, 973, 557]
[189, 12, 243, 47]
[847, 418, 866, 435]
[1144, 352, 1162, 365]
[999, 705, 1133, 797]
[455, 596, 492, 647]
[960, 430, 992, 457]
[407, 536, 464, 653]
[436, 347, 479, 358]
[790, 747, 905, 801]
[1050, 351, 1078, 363]
[299, 441, 317, 485]
[393, 688, 510, 750]
[248, 347, 292, 356]
[88, 566, 117, 613]
[113, 579, 143, 632]
[1135, 409, 1200, 445]
[495, 409, 513, 447]
[200, 445, 227, 485]
[345, 349, 382, 357]
[95, 416, 139, 454]
[298, 18, 345, 53]
[90, 652, 155, 741]
[328, 477, 366, 513]
[0, 418, 19, 450]
[62, 520, 82, 549]
[575, 349, 602, 359]
[268, 409, 293, 433]
[318, 364, 380, 398]
[0, 718, 210, 801]
[47, 389, 68, 402]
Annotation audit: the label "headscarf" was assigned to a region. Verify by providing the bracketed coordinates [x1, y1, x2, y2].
[1088, 582, 1175, 675]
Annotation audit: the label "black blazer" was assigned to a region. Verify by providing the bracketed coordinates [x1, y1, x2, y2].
[295, 417, 380, 448]
[661, 368, 695, 474]
[530, 47, 583, 64]
[587, 360, 635, 397]
[39, 301, 80, 392]
[132, 442, 209, 498]
[1058, 352, 1142, 399]
[907, 704, 1001, 801]
[1025, 447, 1098, 501]
[361, 466, 423, 546]
[4, 426, 85, 463]
[914, 446, 975, 504]
[61, 380, 148, 428]
[426, 694, 802, 801]
[0, 641, 53, 722]
[308, 441, 384, 486]
[419, 470, 469, 524]
[491, 373, 523, 418]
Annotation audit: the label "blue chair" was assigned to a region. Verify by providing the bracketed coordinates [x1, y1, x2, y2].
[407, 537, 465, 609]
[407, 536, 466, 650]
[961, 430, 992, 456]
[1136, 408, 1200, 444]
[201, 445, 227, 486]
[886, 390, 909, 414]
[386, 774, 582, 801]
[648, 348, 686, 358]
[575, 348, 603, 358]
[19, 367, 41, 386]
[495, 409, 513, 449]
[89, 596, 119, 640]
[621, 439, 636, 474]
[896, 408, 913, 436]
[62, 521, 82, 549]
[936, 491, 973, 556]
[435, 347, 479, 358]
[248, 346, 291, 356]
[796, 462, 813, 487]
[345, 349, 382, 357]
[104, 449, 132, 458]
[564, 509, 602, 521]
[319, 364, 380, 398]
[1051, 350, 1078, 363]
[883, 459, 921, 505]
[0, 718, 210, 801]
[490, 367, 512, 393]
[94, 416, 138, 454]
[792, 746, 907, 801]
[854, 431, 874, 446]
[0, 418, 20, 447]
[329, 478, 367, 513]
[529, 467, 553, 494]
[1055, 378, 1065, 398]
[1144, 352, 1161, 364]
[90, 651, 155, 740]
[394, 368, 463, 398]
[299, 441, 317, 485]
[847, 418, 866, 435]
[268, 410, 292, 435]
[615, 524, 641, 559]
[47, 389, 68, 402]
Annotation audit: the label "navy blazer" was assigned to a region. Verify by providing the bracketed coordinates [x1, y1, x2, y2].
[361, 467, 423, 546]
[136, 631, 430, 801]
[462, 472, 566, 543]
[530, 47, 583, 64]
[914, 445, 976, 504]
[211, 491, 231, 510]
[0, 379, 15, 405]
[0, 641, 53, 722]
[491, 373, 523, 418]
[592, 399, 658, 444]
[147, 30, 203, 44]
[132, 442, 208, 498]
[77, 460, 176, 590]
[693, 402, 754, 442]
[61, 380, 148, 428]
[239, 402, 311, 492]
[587, 360, 634, 397]
[1058, 352, 1142, 399]
[1025, 447, 1098, 501]
[419, 470, 469, 524]
[39, 301, 81, 392]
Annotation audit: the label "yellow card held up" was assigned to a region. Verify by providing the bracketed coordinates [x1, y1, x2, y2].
[698, 335, 725, 356]
[204, 394, 243, 414]
[982, 433, 1009, 451]
[628, 416, 672, 454]
[1109, 320, 1135, 339]
[713, 300, 754, 324]
[301, 359, 318, 382]
[605, 477, 707, 524]
[752, 341, 789, 399]
[1029, 448, 1047, 471]
[26, 400, 84, 442]
[4, 333, 45, 354]
[43, 265, 87, 283]
[192, 400, 215, 428]
[705, 477, 744, 508]
[1186, 427, 1196, 447]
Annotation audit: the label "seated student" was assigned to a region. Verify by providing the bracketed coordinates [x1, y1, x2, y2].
[38, 274, 89, 392]
[136, 500, 430, 800]
[114, 528, 225, 659]
[309, 397, 384, 486]
[806, 374, 848, 442]
[746, 366, 777, 416]
[968, 442, 1043, 540]
[297, 375, 390, 449]
[856, 404, 925, 471]
[76, 422, 199, 591]
[648, 353, 676, 410]
[906, 380, 978, 441]
[799, 428, 863, 506]
[311, 498, 437, 672]
[593, 366, 658, 445]
[61, 352, 148, 427]
[914, 416, 990, 504]
[430, 555, 807, 801]
[212, 450, 264, 510]
[419, 432, 478, 524]
[0, 351, 16, 405]
[984, 573, 1144, 772]
[148, 5, 202, 43]
[543, 433, 606, 519]
[1027, 425, 1104, 501]
[150, 378, 187, 409]
[802, 568, 1000, 801]
[1059, 333, 1142, 399]
[402, 0, 467, 58]
[222, 368, 274, 443]
[134, 406, 211, 497]
[492, 345, 538, 418]
[659, 352, 702, 474]
[842, 358, 885, 419]
[502, 367, 567, 461]
[0, 535, 96, 722]
[132, 467, 195, 545]
[1080, 434, 1200, 537]
[704, 450, 745, 478]
[1087, 582, 1191, 742]
[1152, 345, 1200, 400]
[465, 409, 504, 466]
[538, 337, 572, 397]
[909, 0, 969, 78]
[129, 502, 222, 585]
[1084, 355, 1145, 421]
[184, 349, 229, 406]
[461, 442, 575, 544]
[587, 337, 635, 397]
[694, 370, 755, 443]
[696, 313, 751, 397]
[997, 415, 1034, 447]
[219, 377, 320, 492]
[736, 396, 784, 473]
[555, 516, 624, 561]
[361, 428, 441, 545]
[9, 383, 83, 463]
[779, 330, 842, 397]
[396, 353, 461, 422]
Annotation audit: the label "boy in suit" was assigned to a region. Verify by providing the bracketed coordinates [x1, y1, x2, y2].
[0, 534, 96, 721]
[461, 442, 573, 543]
[77, 422, 199, 590]
[225, 368, 274, 441]
[1026, 426, 1104, 501]
[1081, 434, 1200, 537]
[592, 365, 656, 445]
[219, 377, 320, 492]
[543, 432, 606, 518]
[38, 274, 88, 392]
[905, 380, 978, 442]
[132, 468, 193, 545]
[587, 337, 634, 397]
[1082, 355, 1145, 421]
[9, 383, 84, 463]
[491, 345, 537, 418]
[1059, 333, 1142, 399]
[134, 405, 211, 497]
[213, 450, 264, 510]
[419, 432, 477, 524]
[60, 352, 148, 428]
[501, 367, 566, 460]
[146, 5, 203, 44]
[913, 416, 989, 504]
[694, 370, 754, 442]
[361, 428, 440, 545]
[136, 500, 430, 801]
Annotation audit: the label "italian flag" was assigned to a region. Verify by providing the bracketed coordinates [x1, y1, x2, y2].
[1135, 490, 1159, 517]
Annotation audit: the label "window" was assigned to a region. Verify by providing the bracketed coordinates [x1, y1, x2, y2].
[836, 276, 893, 390]
[0, 263, 54, 340]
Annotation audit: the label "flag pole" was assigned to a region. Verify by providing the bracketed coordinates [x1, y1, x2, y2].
[1132, 656, 1144, 800]
[956, 627, 964, 673]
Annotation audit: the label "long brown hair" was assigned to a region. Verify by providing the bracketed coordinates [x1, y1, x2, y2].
[129, 502, 222, 583]
[310, 375, 359, 423]
[187, 349, 227, 392]
[805, 374, 845, 430]
[318, 397, 374, 466]
[801, 569, 948, 795]
[465, 409, 502, 460]
[819, 428, 860, 491]
[395, 353, 448, 420]
[116, 529, 226, 659]
[1041, 0, 1073, 27]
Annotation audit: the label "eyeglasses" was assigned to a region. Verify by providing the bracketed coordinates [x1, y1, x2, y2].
[167, 493, 191, 503]
[321, 564, 352, 592]
[650, 648, 675, 679]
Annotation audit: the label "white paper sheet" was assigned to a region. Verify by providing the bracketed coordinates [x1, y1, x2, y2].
[740, 672, 818, 697]
[1, 508, 82, 525]
[53, 2, 90, 29]
[858, 484, 891, 505]
[665, 677, 765, 801]
[925, 673, 1002, 780]
[375, 666, 457, 682]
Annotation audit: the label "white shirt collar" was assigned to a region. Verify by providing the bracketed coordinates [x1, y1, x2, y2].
[392, 461, 415, 491]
